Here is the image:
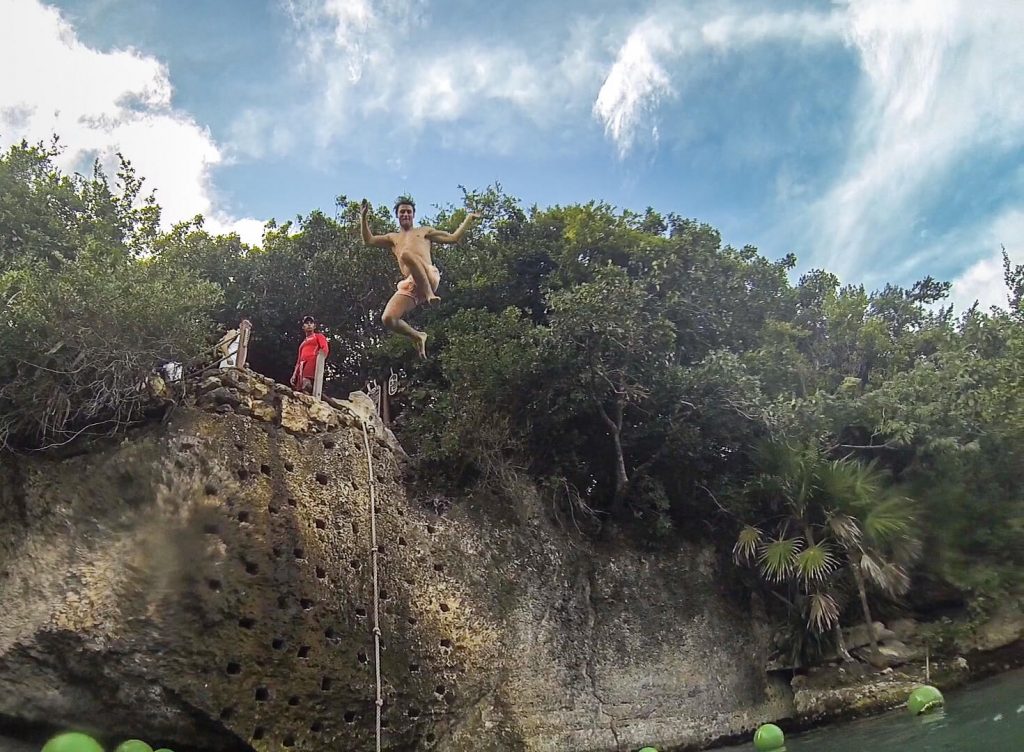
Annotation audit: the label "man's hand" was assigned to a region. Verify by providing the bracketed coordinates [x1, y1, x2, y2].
[467, 211, 482, 221]
[360, 199, 370, 216]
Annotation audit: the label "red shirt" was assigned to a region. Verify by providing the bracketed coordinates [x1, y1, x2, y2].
[297, 333, 329, 378]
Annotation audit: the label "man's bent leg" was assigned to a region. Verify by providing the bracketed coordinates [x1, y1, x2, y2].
[399, 253, 440, 305]
[382, 293, 428, 358]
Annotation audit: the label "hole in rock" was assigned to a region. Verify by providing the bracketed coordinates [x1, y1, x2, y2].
[427, 525, 436, 535]
[268, 504, 279, 515]
[351, 522, 359, 535]
[283, 735, 295, 748]
[234, 442, 245, 451]
[277, 596, 289, 610]
[238, 617, 256, 629]
[440, 639, 453, 649]
[315, 566, 326, 579]
[380, 719, 390, 729]
[252, 728, 264, 741]
[237, 510, 250, 523]
[272, 546, 282, 558]
[203, 523, 219, 535]
[407, 708, 420, 719]
[310, 721, 324, 733]
[324, 626, 336, 639]
[322, 439, 335, 449]
[254, 687, 270, 702]
[355, 607, 367, 618]
[297, 645, 311, 658]
[244, 562, 259, 575]
[426, 733, 436, 743]
[408, 617, 418, 626]
[398, 537, 407, 546]
[284, 461, 294, 472]
[287, 497, 298, 507]
[288, 696, 300, 707]
[321, 677, 333, 691]
[409, 663, 420, 673]
[300, 598, 314, 610]
[349, 559, 361, 570]
[225, 662, 241, 675]
[260, 464, 271, 476]
[315, 518, 326, 530]
[204, 483, 218, 496]
[293, 547, 305, 559]
[439, 603, 450, 613]
[379, 590, 389, 601]
[272, 638, 285, 650]
[315, 473, 329, 485]
[343, 711, 356, 724]
[377, 544, 386, 554]
[357, 651, 368, 664]
[219, 707, 234, 720]
[433, 563, 444, 572]
[435, 685, 446, 696]
[237, 469, 249, 481]
[207, 579, 221, 591]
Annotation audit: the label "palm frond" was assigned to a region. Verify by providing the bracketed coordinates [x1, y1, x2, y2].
[806, 591, 840, 633]
[733, 525, 763, 565]
[795, 542, 839, 583]
[860, 552, 911, 596]
[758, 536, 803, 583]
[825, 511, 862, 547]
[862, 493, 915, 544]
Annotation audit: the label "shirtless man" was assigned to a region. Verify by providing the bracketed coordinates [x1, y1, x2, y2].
[360, 195, 480, 358]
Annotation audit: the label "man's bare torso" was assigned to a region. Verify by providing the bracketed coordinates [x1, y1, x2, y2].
[385, 227, 434, 276]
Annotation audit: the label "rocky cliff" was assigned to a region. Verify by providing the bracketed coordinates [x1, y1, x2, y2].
[0, 368, 794, 751]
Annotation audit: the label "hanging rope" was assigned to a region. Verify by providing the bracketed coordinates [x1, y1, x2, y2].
[361, 418, 384, 752]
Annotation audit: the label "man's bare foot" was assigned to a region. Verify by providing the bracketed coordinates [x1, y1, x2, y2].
[425, 293, 441, 306]
[414, 331, 428, 359]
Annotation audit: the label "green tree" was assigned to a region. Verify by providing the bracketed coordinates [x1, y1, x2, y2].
[734, 443, 918, 653]
[0, 142, 219, 451]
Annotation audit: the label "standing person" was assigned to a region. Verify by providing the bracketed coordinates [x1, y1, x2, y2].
[291, 316, 329, 393]
[360, 195, 480, 358]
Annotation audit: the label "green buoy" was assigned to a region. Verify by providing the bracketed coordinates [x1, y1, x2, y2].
[112, 742, 153, 752]
[754, 723, 785, 751]
[907, 685, 944, 715]
[41, 733, 104, 752]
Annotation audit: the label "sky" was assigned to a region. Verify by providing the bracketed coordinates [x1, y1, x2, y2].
[1, 0, 1022, 312]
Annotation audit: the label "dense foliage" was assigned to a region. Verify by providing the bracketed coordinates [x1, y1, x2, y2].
[0, 142, 219, 450]
[2, 143, 1020, 643]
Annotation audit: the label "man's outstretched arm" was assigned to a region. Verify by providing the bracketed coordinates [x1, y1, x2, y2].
[425, 211, 482, 244]
[360, 199, 392, 248]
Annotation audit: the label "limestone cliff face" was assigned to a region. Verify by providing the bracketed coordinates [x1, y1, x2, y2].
[0, 372, 791, 752]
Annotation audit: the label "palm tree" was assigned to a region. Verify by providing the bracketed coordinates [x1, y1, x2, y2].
[733, 442, 919, 656]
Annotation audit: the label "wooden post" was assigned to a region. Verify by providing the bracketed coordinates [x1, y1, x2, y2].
[312, 350, 326, 401]
[381, 382, 390, 426]
[235, 319, 252, 370]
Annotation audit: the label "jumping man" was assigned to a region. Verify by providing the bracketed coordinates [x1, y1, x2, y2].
[360, 196, 480, 358]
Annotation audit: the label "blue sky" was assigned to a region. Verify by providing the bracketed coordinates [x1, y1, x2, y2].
[2, 0, 1022, 311]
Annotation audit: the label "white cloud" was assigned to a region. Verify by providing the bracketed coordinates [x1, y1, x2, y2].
[811, 0, 1024, 279]
[240, 0, 612, 159]
[592, 6, 842, 156]
[593, 19, 675, 157]
[948, 208, 1024, 313]
[0, 0, 265, 245]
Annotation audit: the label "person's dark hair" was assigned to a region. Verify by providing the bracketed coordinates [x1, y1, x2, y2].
[393, 195, 415, 215]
